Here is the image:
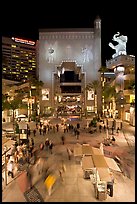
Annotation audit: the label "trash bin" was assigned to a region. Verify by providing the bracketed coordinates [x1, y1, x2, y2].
[107, 182, 113, 197]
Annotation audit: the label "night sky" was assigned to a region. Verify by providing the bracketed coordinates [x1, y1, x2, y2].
[2, 2, 135, 65]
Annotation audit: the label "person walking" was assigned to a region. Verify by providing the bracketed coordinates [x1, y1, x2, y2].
[39, 128, 42, 135]
[76, 130, 80, 140]
[45, 138, 49, 150]
[44, 174, 56, 196]
[56, 124, 59, 132]
[67, 148, 72, 160]
[99, 125, 102, 133]
[40, 142, 44, 150]
[61, 135, 65, 145]
[31, 138, 34, 148]
[33, 129, 36, 137]
[7, 160, 14, 178]
[49, 140, 53, 154]
[26, 165, 33, 189]
[104, 125, 106, 132]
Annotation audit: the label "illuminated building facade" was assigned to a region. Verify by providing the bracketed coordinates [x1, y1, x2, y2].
[38, 17, 102, 117]
[106, 55, 135, 126]
[2, 36, 37, 82]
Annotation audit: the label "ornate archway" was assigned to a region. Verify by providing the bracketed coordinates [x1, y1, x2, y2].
[53, 61, 85, 117]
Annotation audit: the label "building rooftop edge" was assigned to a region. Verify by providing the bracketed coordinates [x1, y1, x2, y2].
[39, 28, 94, 33]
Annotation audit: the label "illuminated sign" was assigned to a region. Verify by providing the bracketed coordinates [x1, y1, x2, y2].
[130, 95, 135, 103]
[12, 37, 35, 45]
[42, 89, 49, 100]
[87, 90, 94, 100]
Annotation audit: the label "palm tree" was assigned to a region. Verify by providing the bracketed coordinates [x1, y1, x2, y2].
[98, 66, 112, 117]
[103, 85, 117, 118]
[2, 93, 27, 134]
[98, 66, 109, 82]
[27, 76, 44, 121]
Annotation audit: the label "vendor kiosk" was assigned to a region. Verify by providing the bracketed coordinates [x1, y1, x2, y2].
[76, 144, 114, 201]
[81, 156, 95, 179]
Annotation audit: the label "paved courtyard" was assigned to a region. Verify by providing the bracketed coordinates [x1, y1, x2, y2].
[2, 119, 135, 202]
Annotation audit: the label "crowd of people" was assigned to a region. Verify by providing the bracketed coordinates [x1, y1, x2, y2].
[3, 137, 35, 180]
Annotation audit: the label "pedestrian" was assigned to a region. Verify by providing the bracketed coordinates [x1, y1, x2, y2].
[111, 136, 116, 144]
[99, 125, 102, 133]
[33, 129, 36, 137]
[39, 128, 42, 135]
[100, 142, 104, 155]
[44, 174, 56, 196]
[36, 123, 38, 129]
[35, 158, 44, 175]
[77, 123, 80, 129]
[43, 126, 47, 135]
[117, 127, 120, 133]
[59, 169, 64, 182]
[31, 138, 34, 148]
[40, 122, 42, 128]
[104, 125, 106, 132]
[74, 127, 77, 136]
[61, 135, 65, 145]
[28, 128, 31, 136]
[26, 165, 32, 189]
[45, 138, 49, 150]
[7, 160, 14, 178]
[56, 124, 59, 132]
[53, 126, 55, 133]
[14, 140, 18, 149]
[111, 126, 114, 135]
[76, 130, 80, 140]
[3, 145, 8, 153]
[49, 140, 53, 154]
[67, 148, 72, 160]
[40, 142, 44, 150]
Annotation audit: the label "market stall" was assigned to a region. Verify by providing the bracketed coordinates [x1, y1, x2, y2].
[92, 155, 108, 168]
[81, 155, 95, 179]
[82, 144, 93, 155]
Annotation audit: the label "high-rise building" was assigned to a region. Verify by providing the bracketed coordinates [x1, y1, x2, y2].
[2, 36, 37, 82]
[38, 17, 102, 117]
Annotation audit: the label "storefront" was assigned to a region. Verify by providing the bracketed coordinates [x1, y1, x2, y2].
[130, 107, 135, 126]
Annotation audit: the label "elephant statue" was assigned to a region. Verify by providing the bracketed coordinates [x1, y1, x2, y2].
[109, 32, 128, 58]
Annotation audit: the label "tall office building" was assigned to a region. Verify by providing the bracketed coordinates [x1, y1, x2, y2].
[38, 17, 102, 117]
[2, 36, 37, 82]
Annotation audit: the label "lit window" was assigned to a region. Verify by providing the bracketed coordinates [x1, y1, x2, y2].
[11, 45, 16, 48]
[87, 106, 94, 112]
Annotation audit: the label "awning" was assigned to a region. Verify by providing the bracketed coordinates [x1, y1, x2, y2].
[81, 156, 94, 170]
[74, 145, 82, 157]
[97, 167, 112, 182]
[104, 156, 122, 172]
[91, 147, 103, 155]
[92, 155, 108, 168]
[82, 144, 93, 155]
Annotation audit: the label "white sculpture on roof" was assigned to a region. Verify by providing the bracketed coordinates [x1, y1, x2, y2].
[82, 45, 93, 63]
[109, 32, 128, 58]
